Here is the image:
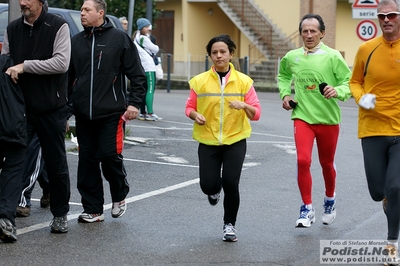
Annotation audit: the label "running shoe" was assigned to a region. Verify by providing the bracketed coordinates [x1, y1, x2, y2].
[322, 198, 336, 225]
[145, 114, 162, 121]
[112, 200, 126, 218]
[208, 193, 220, 206]
[50, 215, 68, 233]
[78, 213, 105, 223]
[40, 193, 50, 208]
[384, 243, 400, 266]
[223, 223, 237, 242]
[137, 114, 146, 121]
[16, 206, 31, 217]
[295, 205, 315, 228]
[0, 218, 17, 243]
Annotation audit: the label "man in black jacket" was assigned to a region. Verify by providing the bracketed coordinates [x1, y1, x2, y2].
[2, 0, 71, 233]
[68, 0, 146, 223]
[0, 55, 26, 243]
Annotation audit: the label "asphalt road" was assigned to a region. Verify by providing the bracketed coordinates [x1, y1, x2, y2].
[0, 90, 389, 266]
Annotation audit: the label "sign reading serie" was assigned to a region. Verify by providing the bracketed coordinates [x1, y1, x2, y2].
[352, 0, 379, 19]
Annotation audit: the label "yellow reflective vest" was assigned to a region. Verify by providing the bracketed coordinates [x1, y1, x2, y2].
[189, 63, 253, 146]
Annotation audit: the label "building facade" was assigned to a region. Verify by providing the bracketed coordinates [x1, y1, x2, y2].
[152, 0, 379, 82]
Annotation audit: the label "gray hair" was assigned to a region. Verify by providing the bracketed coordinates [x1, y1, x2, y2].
[378, 0, 400, 12]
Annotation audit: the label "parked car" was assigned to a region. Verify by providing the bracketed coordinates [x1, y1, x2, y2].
[0, 4, 124, 51]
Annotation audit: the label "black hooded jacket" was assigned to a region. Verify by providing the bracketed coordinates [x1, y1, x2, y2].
[69, 18, 146, 120]
[0, 55, 26, 146]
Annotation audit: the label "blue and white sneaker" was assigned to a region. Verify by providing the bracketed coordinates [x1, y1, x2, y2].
[295, 205, 315, 228]
[322, 198, 336, 225]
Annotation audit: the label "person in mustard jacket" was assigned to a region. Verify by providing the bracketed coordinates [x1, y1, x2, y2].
[350, 0, 400, 262]
[185, 34, 261, 242]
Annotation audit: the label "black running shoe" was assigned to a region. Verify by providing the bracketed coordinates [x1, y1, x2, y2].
[207, 193, 220, 206]
[50, 215, 68, 233]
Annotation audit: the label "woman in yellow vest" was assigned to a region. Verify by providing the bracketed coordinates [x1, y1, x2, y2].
[185, 34, 261, 242]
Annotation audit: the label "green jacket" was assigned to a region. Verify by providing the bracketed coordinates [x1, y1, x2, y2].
[278, 43, 351, 125]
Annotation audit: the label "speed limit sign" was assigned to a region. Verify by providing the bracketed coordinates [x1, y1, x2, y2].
[356, 20, 377, 41]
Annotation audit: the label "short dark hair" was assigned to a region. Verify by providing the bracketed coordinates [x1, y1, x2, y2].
[298, 14, 325, 35]
[85, 0, 107, 17]
[205, 34, 236, 56]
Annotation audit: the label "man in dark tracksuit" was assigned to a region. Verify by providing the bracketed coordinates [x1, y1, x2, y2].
[2, 0, 71, 233]
[69, 0, 146, 223]
[16, 133, 50, 217]
[0, 55, 26, 243]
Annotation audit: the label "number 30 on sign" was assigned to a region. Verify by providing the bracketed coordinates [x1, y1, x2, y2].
[356, 20, 377, 41]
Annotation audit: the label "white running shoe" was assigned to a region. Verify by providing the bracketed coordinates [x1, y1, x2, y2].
[222, 223, 237, 242]
[295, 205, 315, 228]
[322, 198, 336, 225]
[145, 114, 162, 121]
[78, 213, 105, 223]
[112, 200, 126, 218]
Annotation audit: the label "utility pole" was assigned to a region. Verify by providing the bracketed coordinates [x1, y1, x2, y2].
[9, 1, 20, 23]
[128, 0, 135, 38]
[128, 0, 153, 38]
[146, 0, 152, 23]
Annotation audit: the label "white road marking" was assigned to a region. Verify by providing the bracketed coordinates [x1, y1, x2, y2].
[273, 143, 297, 155]
[26, 130, 286, 236]
[17, 178, 199, 236]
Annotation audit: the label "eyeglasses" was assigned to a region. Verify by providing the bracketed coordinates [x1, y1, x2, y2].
[377, 12, 400, 20]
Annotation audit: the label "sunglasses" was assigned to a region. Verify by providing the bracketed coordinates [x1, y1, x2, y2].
[377, 12, 400, 20]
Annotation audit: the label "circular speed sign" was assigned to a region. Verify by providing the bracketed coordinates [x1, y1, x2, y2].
[356, 20, 377, 41]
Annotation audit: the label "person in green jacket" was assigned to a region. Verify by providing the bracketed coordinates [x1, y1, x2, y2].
[277, 13, 351, 228]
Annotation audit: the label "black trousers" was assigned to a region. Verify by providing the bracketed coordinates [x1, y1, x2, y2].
[0, 141, 26, 225]
[198, 139, 246, 225]
[27, 105, 70, 217]
[362, 136, 400, 240]
[76, 114, 129, 214]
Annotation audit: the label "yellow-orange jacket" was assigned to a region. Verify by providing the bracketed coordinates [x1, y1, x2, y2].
[188, 63, 256, 146]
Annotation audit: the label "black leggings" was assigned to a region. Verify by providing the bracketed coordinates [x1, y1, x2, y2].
[198, 139, 246, 225]
[362, 136, 400, 240]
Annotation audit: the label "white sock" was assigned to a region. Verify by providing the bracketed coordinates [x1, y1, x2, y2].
[325, 193, 336, 201]
[305, 204, 313, 210]
[387, 240, 398, 248]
